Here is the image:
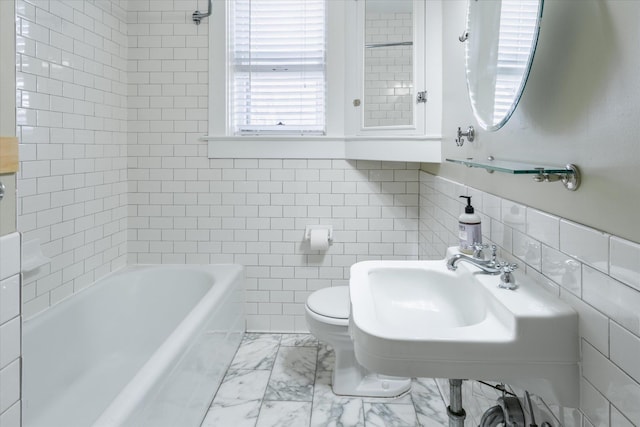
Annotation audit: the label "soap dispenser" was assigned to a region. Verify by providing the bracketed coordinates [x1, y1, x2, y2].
[458, 196, 481, 255]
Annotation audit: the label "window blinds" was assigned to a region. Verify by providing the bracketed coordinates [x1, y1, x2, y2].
[494, 0, 539, 120]
[229, 0, 327, 135]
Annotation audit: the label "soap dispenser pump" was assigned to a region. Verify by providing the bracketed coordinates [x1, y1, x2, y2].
[458, 196, 481, 255]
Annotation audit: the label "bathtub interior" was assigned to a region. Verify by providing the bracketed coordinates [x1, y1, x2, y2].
[22, 264, 245, 427]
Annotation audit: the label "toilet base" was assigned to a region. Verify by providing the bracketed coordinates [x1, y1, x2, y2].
[331, 347, 411, 398]
[305, 291, 411, 398]
[332, 370, 412, 398]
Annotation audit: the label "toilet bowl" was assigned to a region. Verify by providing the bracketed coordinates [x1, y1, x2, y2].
[305, 286, 411, 397]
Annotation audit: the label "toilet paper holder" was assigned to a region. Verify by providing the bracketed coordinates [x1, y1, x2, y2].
[304, 225, 334, 245]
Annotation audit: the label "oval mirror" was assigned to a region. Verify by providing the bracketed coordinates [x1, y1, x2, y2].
[464, 0, 543, 131]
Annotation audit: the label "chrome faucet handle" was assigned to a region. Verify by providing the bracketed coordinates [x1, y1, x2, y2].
[496, 262, 518, 290]
[471, 242, 489, 259]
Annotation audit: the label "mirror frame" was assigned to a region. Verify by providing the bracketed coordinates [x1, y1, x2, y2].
[464, 0, 544, 131]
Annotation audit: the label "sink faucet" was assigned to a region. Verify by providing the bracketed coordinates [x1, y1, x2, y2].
[447, 244, 520, 289]
[446, 244, 500, 274]
[447, 253, 501, 274]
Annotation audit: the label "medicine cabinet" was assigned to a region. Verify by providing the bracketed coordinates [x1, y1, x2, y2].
[343, 0, 442, 161]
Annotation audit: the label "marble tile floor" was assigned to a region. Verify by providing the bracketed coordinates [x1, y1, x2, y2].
[200, 333, 450, 427]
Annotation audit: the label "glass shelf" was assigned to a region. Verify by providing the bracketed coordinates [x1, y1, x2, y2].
[445, 157, 581, 191]
[446, 158, 576, 175]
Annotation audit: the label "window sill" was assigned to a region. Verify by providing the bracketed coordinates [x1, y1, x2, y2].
[203, 135, 442, 162]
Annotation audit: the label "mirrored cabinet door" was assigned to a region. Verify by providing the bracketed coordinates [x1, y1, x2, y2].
[346, 0, 428, 137]
[363, 0, 414, 128]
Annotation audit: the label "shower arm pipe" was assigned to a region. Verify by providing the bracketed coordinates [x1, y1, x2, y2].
[193, 0, 212, 25]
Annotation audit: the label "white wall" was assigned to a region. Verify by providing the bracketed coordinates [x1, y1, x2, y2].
[16, 0, 128, 318]
[425, 0, 640, 244]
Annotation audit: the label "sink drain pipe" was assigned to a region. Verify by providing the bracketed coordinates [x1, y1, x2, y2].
[479, 393, 525, 427]
[447, 379, 466, 427]
[479, 404, 505, 427]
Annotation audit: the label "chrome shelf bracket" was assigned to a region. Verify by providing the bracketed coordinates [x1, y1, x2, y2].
[533, 164, 581, 191]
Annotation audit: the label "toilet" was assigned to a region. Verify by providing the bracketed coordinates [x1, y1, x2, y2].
[305, 286, 411, 397]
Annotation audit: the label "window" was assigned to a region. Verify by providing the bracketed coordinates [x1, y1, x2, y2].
[229, 0, 326, 135]
[207, 0, 442, 161]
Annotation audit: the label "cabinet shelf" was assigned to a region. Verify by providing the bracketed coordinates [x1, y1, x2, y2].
[446, 157, 581, 191]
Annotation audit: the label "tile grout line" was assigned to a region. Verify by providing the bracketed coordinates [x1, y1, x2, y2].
[308, 340, 320, 427]
[255, 334, 282, 427]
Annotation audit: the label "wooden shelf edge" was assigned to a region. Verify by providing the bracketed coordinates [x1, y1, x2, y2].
[0, 136, 19, 174]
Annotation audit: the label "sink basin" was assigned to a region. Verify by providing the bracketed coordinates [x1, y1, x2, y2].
[367, 268, 486, 329]
[349, 248, 579, 407]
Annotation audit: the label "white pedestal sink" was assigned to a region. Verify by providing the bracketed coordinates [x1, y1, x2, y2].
[348, 248, 579, 407]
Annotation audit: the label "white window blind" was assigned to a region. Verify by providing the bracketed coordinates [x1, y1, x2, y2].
[494, 0, 539, 120]
[229, 0, 327, 136]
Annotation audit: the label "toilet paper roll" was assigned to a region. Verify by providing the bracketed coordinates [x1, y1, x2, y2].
[309, 229, 330, 250]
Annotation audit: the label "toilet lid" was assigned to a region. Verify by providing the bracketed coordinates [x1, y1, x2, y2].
[306, 286, 350, 319]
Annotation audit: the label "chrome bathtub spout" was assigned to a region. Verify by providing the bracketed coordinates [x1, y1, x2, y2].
[446, 253, 500, 275]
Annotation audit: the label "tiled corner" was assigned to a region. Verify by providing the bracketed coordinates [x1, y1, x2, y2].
[0, 232, 21, 425]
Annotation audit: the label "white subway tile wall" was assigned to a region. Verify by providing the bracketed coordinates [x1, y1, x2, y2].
[128, 156, 421, 332]
[16, 0, 128, 318]
[126, 3, 421, 332]
[0, 233, 21, 424]
[419, 172, 640, 427]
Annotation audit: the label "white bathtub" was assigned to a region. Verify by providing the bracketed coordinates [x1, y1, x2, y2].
[22, 264, 245, 427]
